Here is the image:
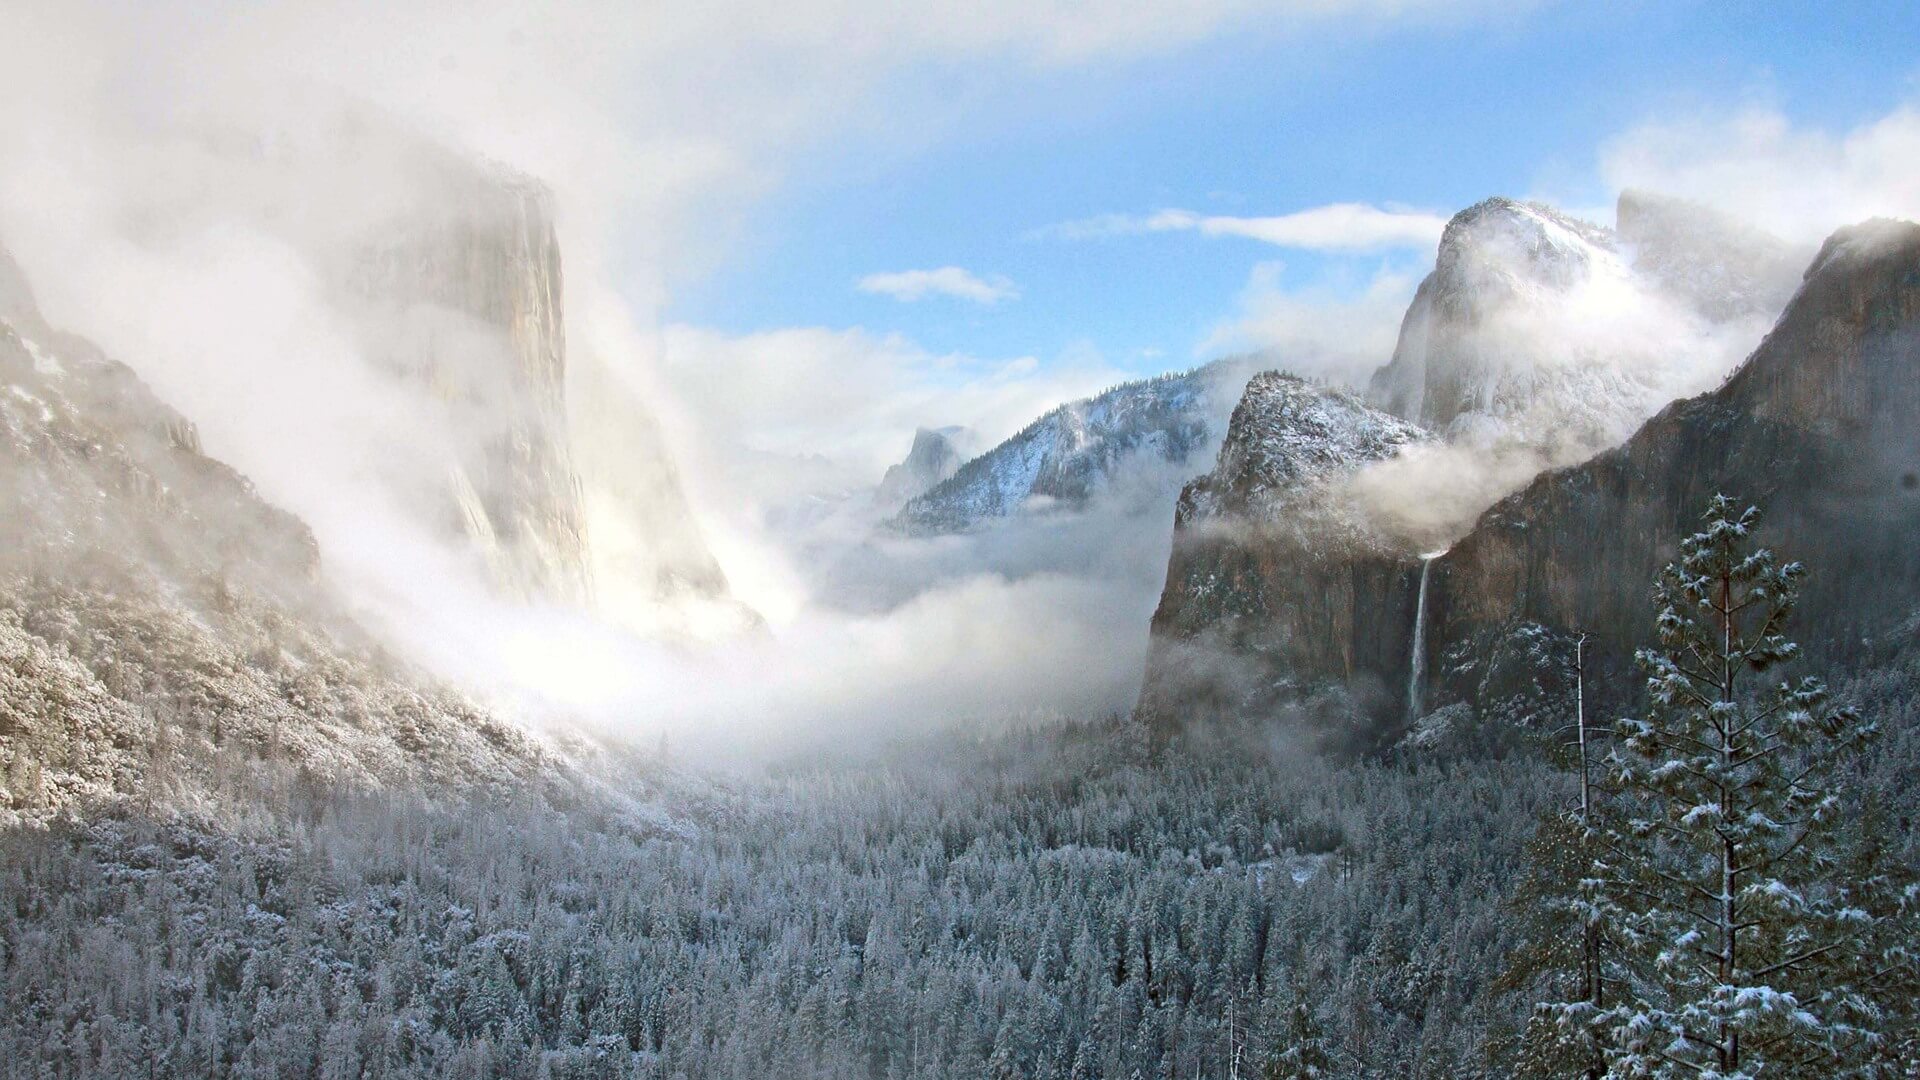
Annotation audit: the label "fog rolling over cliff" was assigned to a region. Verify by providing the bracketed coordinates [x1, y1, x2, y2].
[1142, 192, 1828, 743]
[0, 240, 578, 813]
[1353, 193, 1802, 550]
[7, 104, 755, 672]
[345, 165, 592, 606]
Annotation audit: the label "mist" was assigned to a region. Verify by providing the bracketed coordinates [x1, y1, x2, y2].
[0, 0, 1247, 757]
[4, 1, 1916, 762]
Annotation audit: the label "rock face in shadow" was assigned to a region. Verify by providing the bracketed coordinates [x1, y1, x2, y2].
[1138, 373, 1426, 746]
[1420, 219, 1920, 726]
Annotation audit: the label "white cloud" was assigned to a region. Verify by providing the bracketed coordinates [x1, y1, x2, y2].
[1598, 102, 1920, 243]
[1046, 202, 1448, 252]
[658, 324, 1117, 478]
[1196, 260, 1421, 383]
[0, 0, 1541, 751]
[858, 266, 1018, 304]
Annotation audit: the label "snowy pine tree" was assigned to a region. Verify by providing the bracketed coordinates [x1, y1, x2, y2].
[1264, 986, 1332, 1079]
[1592, 495, 1895, 1077]
[1498, 809, 1612, 1079]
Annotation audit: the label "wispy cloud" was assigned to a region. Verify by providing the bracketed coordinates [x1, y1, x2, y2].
[857, 266, 1019, 304]
[1197, 259, 1420, 383]
[1598, 102, 1920, 244]
[1042, 202, 1447, 253]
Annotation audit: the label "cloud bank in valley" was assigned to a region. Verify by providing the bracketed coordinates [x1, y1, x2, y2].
[0, 0, 1381, 752]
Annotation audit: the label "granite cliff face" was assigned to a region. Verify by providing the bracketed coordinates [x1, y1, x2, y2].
[876, 426, 974, 509]
[1417, 218, 1920, 728]
[347, 172, 590, 606]
[337, 135, 751, 637]
[1140, 198, 1906, 745]
[0, 245, 568, 816]
[1138, 373, 1426, 742]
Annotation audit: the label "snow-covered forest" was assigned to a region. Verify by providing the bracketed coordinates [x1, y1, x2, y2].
[7, 6, 1920, 1077]
[6, 523, 1918, 1077]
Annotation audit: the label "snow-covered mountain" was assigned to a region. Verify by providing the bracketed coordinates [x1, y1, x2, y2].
[1138, 373, 1427, 739]
[0, 243, 574, 816]
[891, 355, 1264, 535]
[1139, 192, 1818, 742]
[1365, 195, 1794, 482]
[1175, 373, 1427, 527]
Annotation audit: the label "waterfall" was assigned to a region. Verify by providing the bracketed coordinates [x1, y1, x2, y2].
[1407, 553, 1442, 722]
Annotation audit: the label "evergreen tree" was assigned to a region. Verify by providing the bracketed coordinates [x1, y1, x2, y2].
[1497, 809, 1612, 1079]
[1265, 985, 1332, 1079]
[1591, 496, 1894, 1076]
[1499, 632, 1613, 1079]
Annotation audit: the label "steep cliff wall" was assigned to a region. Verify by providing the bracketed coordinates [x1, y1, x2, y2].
[348, 172, 590, 606]
[1141, 215, 1917, 744]
[1138, 373, 1426, 743]
[1420, 218, 1920, 727]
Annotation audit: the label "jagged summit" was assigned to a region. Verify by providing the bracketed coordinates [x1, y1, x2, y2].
[1139, 372, 1426, 740]
[1179, 372, 1426, 525]
[891, 355, 1263, 535]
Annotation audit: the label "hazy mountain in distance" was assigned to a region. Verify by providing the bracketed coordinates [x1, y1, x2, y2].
[875, 425, 977, 510]
[891, 355, 1267, 536]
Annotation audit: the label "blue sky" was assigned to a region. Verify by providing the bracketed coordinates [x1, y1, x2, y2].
[666, 1, 1920, 383]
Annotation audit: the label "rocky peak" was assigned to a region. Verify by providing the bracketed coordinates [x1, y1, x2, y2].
[1181, 372, 1426, 524]
[876, 425, 973, 509]
[1367, 197, 1627, 434]
[1434, 197, 1617, 296]
[1139, 373, 1428, 742]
